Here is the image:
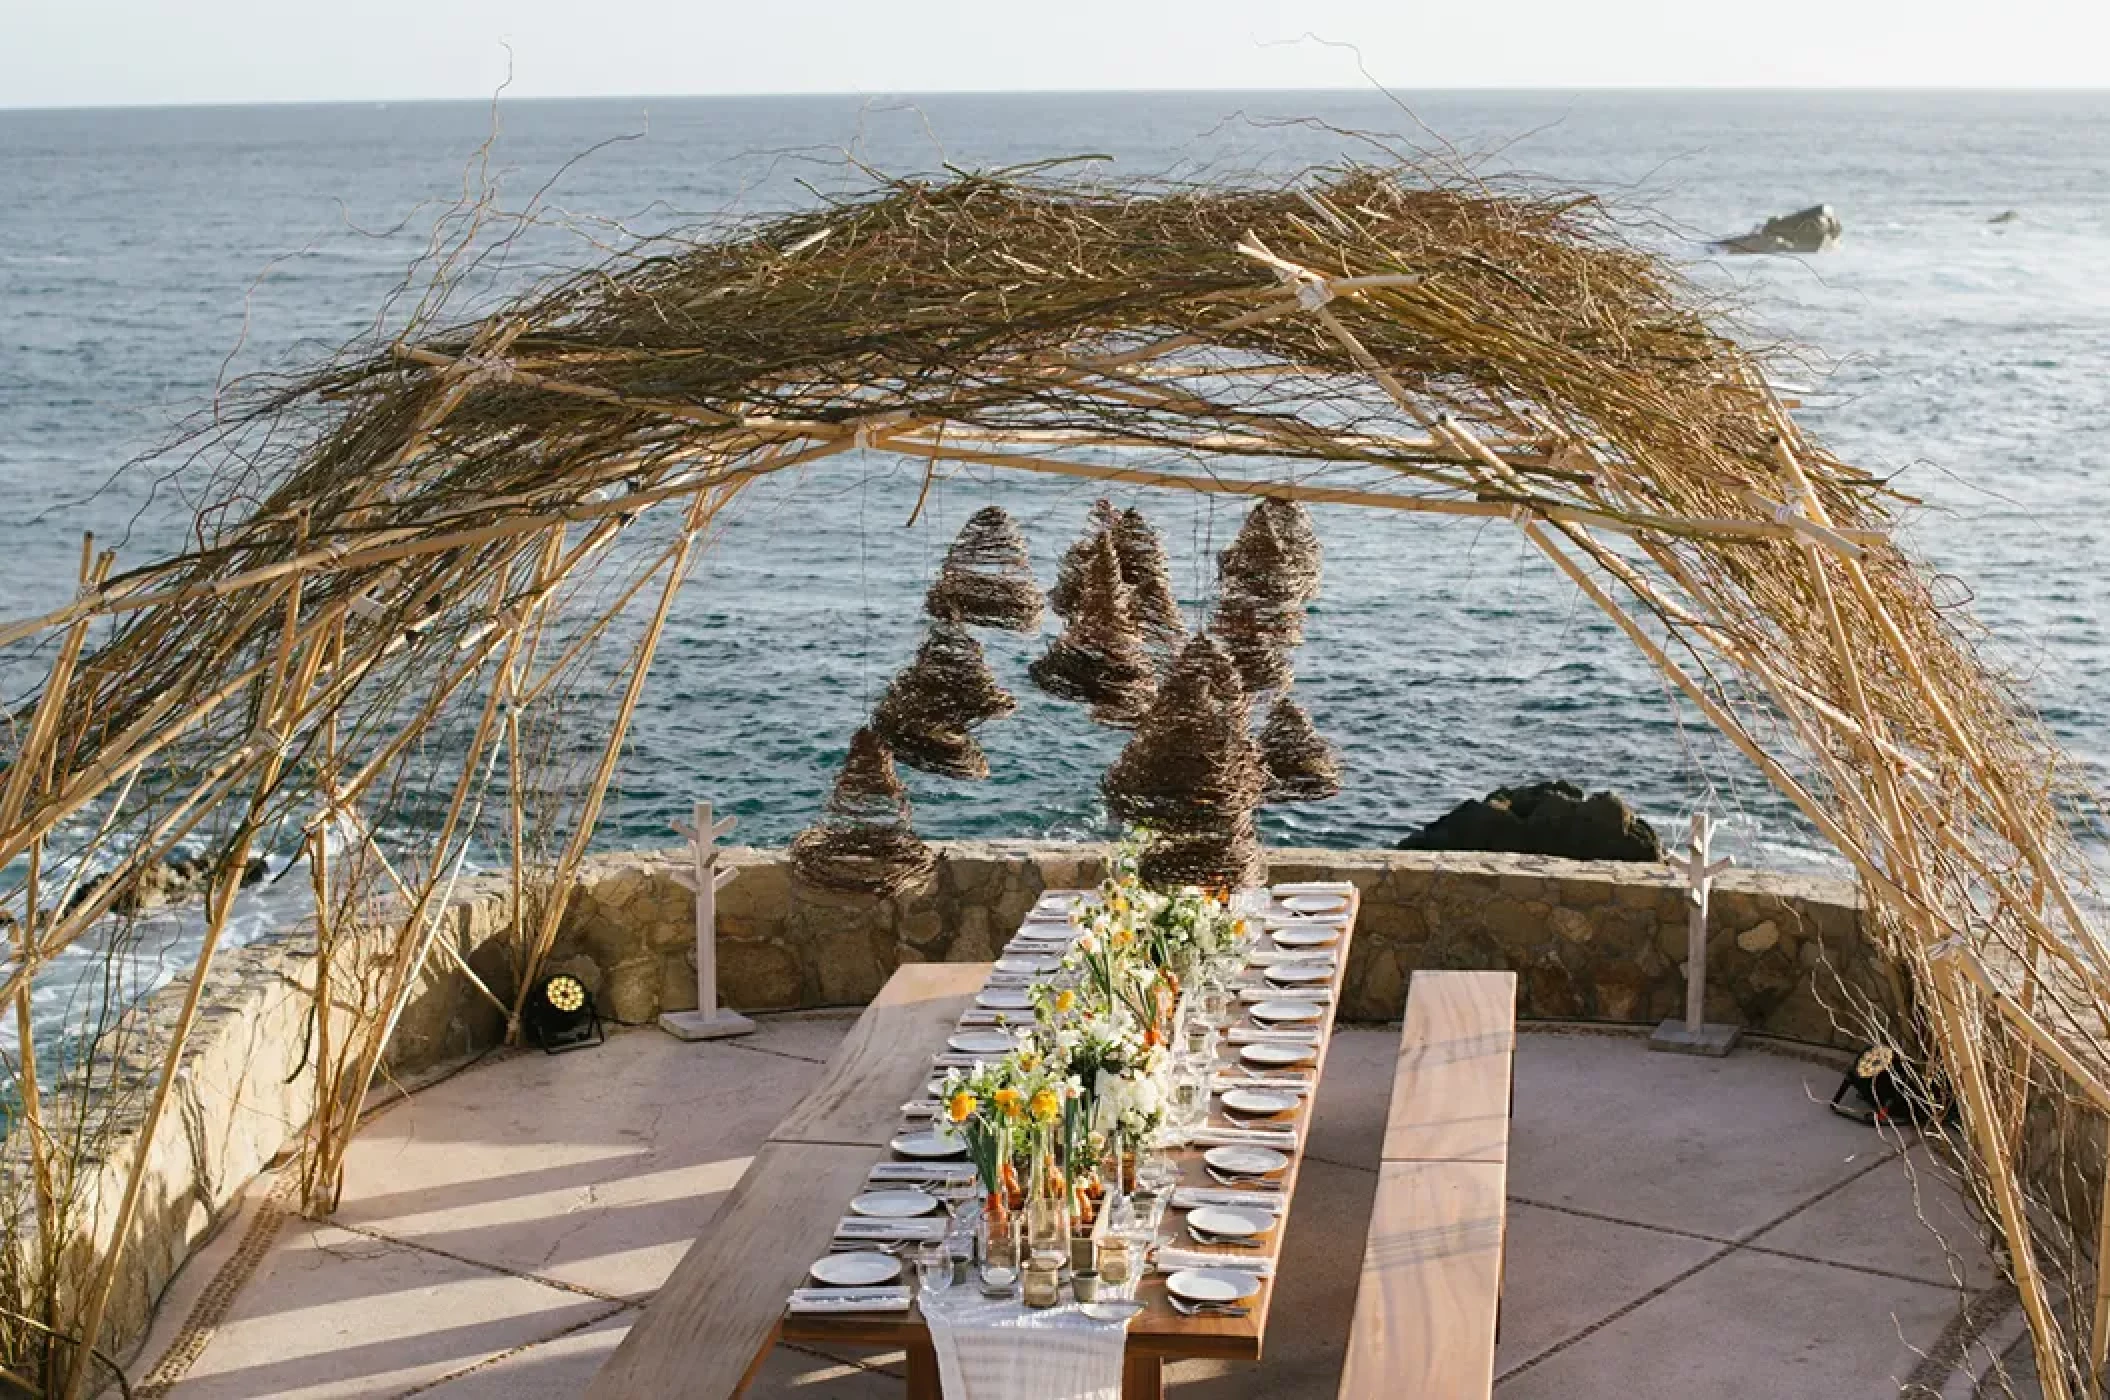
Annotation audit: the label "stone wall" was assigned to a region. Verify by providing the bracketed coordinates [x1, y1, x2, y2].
[551, 841, 1886, 1046]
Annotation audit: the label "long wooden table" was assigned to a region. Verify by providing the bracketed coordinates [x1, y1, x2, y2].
[779, 886, 1362, 1399]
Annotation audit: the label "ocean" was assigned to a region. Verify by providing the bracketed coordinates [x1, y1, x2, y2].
[3, 88, 2107, 907]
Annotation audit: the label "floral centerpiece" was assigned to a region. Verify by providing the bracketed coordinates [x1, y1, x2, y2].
[942, 827, 1254, 1245]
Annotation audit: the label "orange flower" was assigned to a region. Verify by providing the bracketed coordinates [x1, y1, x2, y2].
[1017, 1050, 1041, 1072]
[1029, 1088, 1061, 1123]
[947, 1091, 977, 1124]
[1112, 927, 1135, 949]
[994, 1088, 1025, 1120]
[1054, 989, 1076, 1014]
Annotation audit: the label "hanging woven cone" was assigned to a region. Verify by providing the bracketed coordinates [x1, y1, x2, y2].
[1218, 500, 1320, 608]
[1211, 594, 1297, 694]
[1253, 497, 1323, 601]
[1259, 691, 1342, 803]
[790, 728, 937, 896]
[828, 724, 912, 819]
[925, 505, 1044, 632]
[874, 620, 1017, 780]
[1137, 817, 1266, 892]
[1047, 499, 1122, 619]
[1102, 634, 1262, 832]
[1029, 530, 1155, 725]
[1113, 507, 1186, 655]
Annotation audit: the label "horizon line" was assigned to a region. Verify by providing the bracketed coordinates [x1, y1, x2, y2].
[6, 82, 2109, 116]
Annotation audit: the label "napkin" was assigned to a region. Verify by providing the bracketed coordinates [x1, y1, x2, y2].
[1190, 1125, 1299, 1150]
[1212, 1076, 1312, 1095]
[1238, 986, 1332, 1005]
[1271, 881, 1355, 894]
[1155, 1246, 1277, 1277]
[869, 1162, 975, 1184]
[787, 1286, 914, 1314]
[835, 1216, 947, 1244]
[901, 1099, 940, 1118]
[1172, 1187, 1287, 1214]
[1246, 950, 1337, 969]
[957, 1009, 1031, 1027]
[1226, 1027, 1320, 1045]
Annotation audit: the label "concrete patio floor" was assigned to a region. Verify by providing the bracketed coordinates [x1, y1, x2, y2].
[124, 1014, 2021, 1399]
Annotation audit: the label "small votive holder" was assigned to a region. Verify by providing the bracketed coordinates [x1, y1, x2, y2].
[1098, 1237, 1132, 1286]
[1072, 1269, 1102, 1304]
[1068, 1232, 1097, 1276]
[1023, 1253, 1063, 1309]
[978, 1263, 1018, 1298]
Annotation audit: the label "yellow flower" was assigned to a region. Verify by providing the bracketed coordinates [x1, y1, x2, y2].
[994, 1088, 1025, 1120]
[1054, 989, 1075, 1014]
[1111, 894, 1130, 916]
[1112, 927, 1135, 949]
[1029, 1088, 1060, 1123]
[1017, 1050, 1041, 1072]
[947, 1091, 977, 1124]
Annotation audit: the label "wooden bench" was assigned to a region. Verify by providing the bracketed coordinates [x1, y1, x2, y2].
[1338, 970, 1517, 1399]
[587, 960, 988, 1400]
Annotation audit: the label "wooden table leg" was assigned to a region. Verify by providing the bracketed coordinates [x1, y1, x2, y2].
[1122, 1351, 1164, 1400]
[907, 1338, 940, 1400]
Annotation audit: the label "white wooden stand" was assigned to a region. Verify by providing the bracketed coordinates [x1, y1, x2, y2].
[1649, 812, 1741, 1057]
[658, 801, 756, 1041]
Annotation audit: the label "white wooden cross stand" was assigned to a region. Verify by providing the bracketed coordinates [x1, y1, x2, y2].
[1649, 811, 1741, 1057]
[658, 801, 755, 1042]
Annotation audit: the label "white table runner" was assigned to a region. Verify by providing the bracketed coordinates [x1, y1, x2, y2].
[923, 1288, 1128, 1400]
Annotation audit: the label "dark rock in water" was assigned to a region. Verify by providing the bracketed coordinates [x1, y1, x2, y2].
[1988, 210, 2021, 225]
[1400, 780, 1665, 863]
[61, 850, 267, 916]
[1718, 204, 1842, 256]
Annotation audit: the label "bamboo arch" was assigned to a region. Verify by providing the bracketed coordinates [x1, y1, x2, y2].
[2, 162, 2106, 1396]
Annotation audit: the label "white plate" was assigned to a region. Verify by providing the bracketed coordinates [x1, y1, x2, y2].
[976, 988, 1035, 1012]
[1187, 1206, 1274, 1241]
[1241, 1043, 1316, 1069]
[1036, 891, 1084, 910]
[1080, 1299, 1147, 1323]
[1265, 963, 1334, 986]
[890, 1129, 968, 1159]
[810, 1251, 903, 1287]
[1248, 999, 1323, 1025]
[1221, 1088, 1300, 1117]
[1271, 925, 1340, 948]
[1204, 1145, 1289, 1176]
[926, 1077, 951, 1099]
[849, 1189, 939, 1219]
[1165, 1267, 1264, 1305]
[949, 1030, 1019, 1055]
[1282, 893, 1349, 915]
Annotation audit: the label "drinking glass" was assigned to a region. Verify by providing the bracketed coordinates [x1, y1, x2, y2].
[978, 1210, 1021, 1291]
[916, 1241, 953, 1299]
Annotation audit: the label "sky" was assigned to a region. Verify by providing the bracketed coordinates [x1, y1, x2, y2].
[5, 0, 2109, 108]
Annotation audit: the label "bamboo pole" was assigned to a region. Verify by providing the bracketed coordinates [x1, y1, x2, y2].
[60, 558, 313, 1400]
[506, 484, 726, 1039]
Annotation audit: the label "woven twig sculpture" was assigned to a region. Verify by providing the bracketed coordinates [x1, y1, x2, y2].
[1137, 817, 1265, 891]
[1212, 595, 1297, 693]
[1113, 507, 1186, 655]
[1029, 530, 1155, 725]
[1254, 497, 1323, 600]
[874, 620, 1017, 780]
[1259, 691, 1342, 802]
[1047, 499, 1122, 618]
[925, 505, 1044, 631]
[1220, 500, 1321, 606]
[1103, 635, 1262, 833]
[790, 727, 937, 896]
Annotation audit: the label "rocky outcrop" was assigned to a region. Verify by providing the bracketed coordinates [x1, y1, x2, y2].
[62, 852, 269, 917]
[1398, 781, 1664, 863]
[1719, 205, 1842, 255]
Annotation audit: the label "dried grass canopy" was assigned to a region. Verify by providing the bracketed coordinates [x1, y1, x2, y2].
[3, 157, 2108, 1396]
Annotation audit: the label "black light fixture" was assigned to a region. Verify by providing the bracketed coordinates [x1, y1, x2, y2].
[1828, 1043, 1949, 1128]
[525, 972, 604, 1054]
